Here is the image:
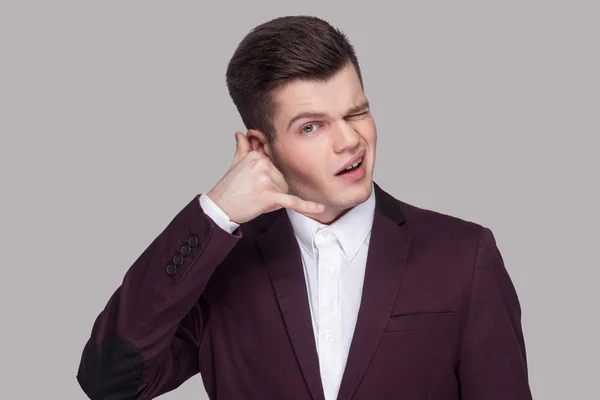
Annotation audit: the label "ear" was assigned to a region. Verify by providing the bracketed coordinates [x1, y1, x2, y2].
[246, 129, 274, 158]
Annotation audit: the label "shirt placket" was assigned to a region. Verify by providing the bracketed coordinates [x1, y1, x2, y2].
[314, 228, 343, 400]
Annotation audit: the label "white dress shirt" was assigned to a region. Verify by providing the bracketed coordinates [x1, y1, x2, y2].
[198, 183, 376, 400]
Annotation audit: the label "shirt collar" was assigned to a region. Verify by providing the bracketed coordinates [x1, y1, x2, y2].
[286, 182, 376, 261]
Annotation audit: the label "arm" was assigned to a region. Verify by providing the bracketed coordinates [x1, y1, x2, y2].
[458, 227, 533, 399]
[76, 193, 240, 399]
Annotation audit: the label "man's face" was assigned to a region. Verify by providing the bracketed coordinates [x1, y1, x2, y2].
[257, 62, 377, 224]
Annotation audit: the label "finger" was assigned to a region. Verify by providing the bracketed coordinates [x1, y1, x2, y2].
[233, 131, 251, 163]
[269, 192, 325, 215]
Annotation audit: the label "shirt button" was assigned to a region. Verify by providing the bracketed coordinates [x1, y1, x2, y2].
[326, 267, 335, 275]
[322, 230, 331, 238]
[325, 332, 334, 342]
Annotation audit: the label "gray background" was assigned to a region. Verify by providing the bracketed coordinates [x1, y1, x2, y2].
[1, 1, 598, 398]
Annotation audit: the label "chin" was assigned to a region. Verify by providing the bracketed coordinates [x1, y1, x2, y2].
[358, 179, 373, 198]
[341, 181, 372, 206]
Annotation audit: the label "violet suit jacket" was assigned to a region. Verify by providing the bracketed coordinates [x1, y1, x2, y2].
[76, 181, 532, 399]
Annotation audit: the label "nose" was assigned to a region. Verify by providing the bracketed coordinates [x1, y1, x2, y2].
[332, 120, 360, 153]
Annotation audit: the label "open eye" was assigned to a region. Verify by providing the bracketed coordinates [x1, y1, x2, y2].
[301, 123, 320, 135]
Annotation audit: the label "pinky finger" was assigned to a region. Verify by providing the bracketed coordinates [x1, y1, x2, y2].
[269, 192, 325, 214]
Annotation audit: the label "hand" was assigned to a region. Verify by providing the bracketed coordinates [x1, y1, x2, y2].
[206, 131, 325, 224]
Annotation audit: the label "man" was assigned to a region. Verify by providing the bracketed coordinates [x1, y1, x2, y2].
[76, 15, 532, 400]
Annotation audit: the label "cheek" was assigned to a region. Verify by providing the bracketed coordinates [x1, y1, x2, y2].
[285, 152, 331, 184]
[277, 148, 317, 178]
[354, 119, 377, 143]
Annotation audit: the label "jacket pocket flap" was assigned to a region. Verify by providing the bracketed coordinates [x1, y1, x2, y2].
[385, 312, 454, 332]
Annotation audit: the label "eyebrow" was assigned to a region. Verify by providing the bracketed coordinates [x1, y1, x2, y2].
[286, 99, 370, 131]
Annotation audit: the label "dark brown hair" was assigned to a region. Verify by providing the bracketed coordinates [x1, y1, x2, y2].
[225, 15, 363, 144]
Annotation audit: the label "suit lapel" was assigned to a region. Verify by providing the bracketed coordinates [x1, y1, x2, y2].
[336, 182, 413, 400]
[256, 211, 326, 400]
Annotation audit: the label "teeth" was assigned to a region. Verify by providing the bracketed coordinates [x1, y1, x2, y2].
[345, 157, 362, 170]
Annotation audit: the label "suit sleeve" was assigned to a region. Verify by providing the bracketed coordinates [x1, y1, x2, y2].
[458, 227, 533, 399]
[76, 194, 242, 399]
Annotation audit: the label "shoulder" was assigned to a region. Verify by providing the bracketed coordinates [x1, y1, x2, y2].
[385, 197, 505, 295]
[400, 199, 486, 237]
[390, 195, 494, 263]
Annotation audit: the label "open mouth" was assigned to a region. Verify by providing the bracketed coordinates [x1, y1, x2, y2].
[335, 157, 363, 176]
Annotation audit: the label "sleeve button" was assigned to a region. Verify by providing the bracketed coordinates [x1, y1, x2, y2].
[180, 244, 191, 257]
[173, 253, 184, 266]
[187, 234, 199, 247]
[166, 263, 178, 276]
